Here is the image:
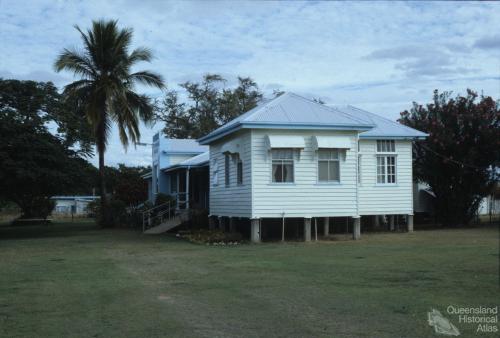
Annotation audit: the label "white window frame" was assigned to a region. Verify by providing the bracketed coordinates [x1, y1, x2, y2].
[317, 149, 341, 183]
[271, 149, 295, 183]
[376, 140, 397, 185]
[376, 155, 397, 184]
[377, 140, 395, 153]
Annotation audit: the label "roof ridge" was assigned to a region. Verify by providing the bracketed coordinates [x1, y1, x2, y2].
[285, 92, 373, 125]
[241, 92, 290, 122]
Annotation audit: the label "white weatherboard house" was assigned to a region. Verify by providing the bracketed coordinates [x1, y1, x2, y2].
[145, 93, 428, 241]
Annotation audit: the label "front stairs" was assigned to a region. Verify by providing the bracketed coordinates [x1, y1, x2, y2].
[142, 201, 190, 234]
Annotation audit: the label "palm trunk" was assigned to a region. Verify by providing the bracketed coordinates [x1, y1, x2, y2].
[96, 115, 109, 227]
[98, 148, 108, 227]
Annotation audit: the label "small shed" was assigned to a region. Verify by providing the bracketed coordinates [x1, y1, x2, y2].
[50, 196, 99, 216]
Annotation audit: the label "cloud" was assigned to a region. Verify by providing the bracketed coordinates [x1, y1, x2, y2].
[473, 35, 500, 50]
[364, 46, 478, 78]
[0, 70, 69, 86]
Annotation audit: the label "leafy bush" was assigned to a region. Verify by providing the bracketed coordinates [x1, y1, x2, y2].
[185, 229, 243, 245]
[107, 199, 128, 227]
[154, 193, 176, 207]
[89, 198, 130, 227]
[86, 200, 99, 217]
[19, 197, 55, 219]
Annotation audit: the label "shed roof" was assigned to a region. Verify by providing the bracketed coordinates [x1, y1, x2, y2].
[50, 196, 99, 201]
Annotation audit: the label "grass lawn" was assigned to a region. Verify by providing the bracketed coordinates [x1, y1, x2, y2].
[0, 221, 498, 338]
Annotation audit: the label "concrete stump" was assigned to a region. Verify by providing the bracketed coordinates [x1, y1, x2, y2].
[353, 217, 361, 240]
[304, 218, 311, 242]
[251, 219, 260, 243]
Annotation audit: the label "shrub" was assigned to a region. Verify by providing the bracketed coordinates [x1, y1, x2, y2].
[107, 199, 128, 227]
[19, 197, 55, 219]
[185, 229, 243, 245]
[154, 193, 176, 207]
[90, 198, 129, 227]
[86, 200, 99, 217]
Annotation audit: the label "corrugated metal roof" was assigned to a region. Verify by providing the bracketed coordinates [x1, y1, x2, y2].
[198, 92, 427, 144]
[335, 105, 428, 139]
[198, 93, 374, 144]
[162, 138, 208, 153]
[164, 151, 209, 171]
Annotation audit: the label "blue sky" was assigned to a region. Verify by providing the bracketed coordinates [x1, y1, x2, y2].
[1, 0, 499, 166]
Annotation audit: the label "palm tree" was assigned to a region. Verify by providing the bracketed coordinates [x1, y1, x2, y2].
[54, 19, 164, 226]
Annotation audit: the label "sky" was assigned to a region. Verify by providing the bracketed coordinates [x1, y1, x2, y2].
[1, 0, 499, 167]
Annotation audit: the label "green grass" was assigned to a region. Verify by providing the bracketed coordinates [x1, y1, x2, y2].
[0, 221, 498, 337]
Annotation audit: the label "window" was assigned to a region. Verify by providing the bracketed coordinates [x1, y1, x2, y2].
[225, 154, 230, 187]
[377, 140, 395, 152]
[212, 159, 219, 186]
[171, 173, 178, 193]
[377, 156, 396, 184]
[376, 140, 396, 184]
[272, 149, 294, 183]
[318, 149, 340, 182]
[237, 158, 243, 185]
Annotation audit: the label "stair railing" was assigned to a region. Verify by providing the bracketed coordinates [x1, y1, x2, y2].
[142, 201, 176, 232]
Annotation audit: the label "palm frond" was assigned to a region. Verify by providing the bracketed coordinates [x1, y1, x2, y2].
[125, 91, 154, 123]
[54, 49, 96, 79]
[129, 71, 165, 89]
[128, 47, 153, 64]
[63, 79, 93, 94]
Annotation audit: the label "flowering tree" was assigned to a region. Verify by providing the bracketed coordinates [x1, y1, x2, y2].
[399, 89, 499, 226]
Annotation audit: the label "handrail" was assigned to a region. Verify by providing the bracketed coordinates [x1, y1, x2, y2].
[143, 201, 172, 214]
[142, 200, 174, 232]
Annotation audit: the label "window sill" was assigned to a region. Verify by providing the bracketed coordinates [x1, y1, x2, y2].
[315, 182, 341, 186]
[374, 184, 398, 187]
[267, 183, 296, 186]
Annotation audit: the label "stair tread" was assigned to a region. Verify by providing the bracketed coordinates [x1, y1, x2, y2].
[143, 216, 183, 234]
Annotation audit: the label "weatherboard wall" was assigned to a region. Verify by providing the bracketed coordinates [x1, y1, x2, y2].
[209, 130, 252, 217]
[358, 139, 413, 215]
[250, 129, 359, 218]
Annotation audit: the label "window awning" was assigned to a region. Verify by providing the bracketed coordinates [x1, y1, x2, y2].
[266, 135, 305, 149]
[221, 140, 241, 154]
[312, 136, 352, 150]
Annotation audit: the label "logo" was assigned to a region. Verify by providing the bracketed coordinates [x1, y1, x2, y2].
[428, 308, 460, 336]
